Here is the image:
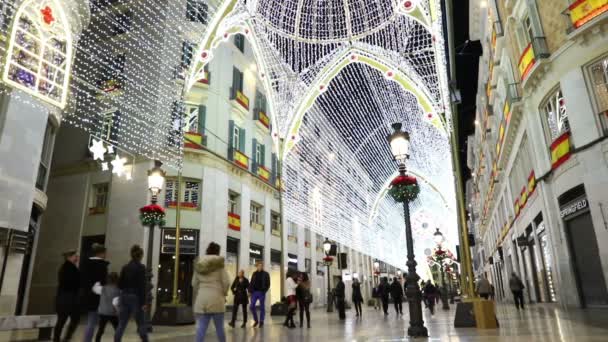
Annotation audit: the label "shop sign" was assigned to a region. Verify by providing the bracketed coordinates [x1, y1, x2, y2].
[288, 253, 298, 265]
[342, 270, 352, 282]
[249, 244, 263, 259]
[516, 236, 529, 247]
[161, 229, 198, 255]
[560, 198, 588, 219]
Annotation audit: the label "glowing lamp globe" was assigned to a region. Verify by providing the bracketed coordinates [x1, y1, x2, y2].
[387, 123, 410, 163]
[148, 160, 166, 197]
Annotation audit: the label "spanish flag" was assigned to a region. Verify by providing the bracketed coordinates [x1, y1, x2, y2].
[550, 132, 572, 169]
[514, 198, 520, 217]
[528, 171, 536, 195]
[520, 186, 528, 207]
[228, 212, 241, 231]
[518, 43, 536, 80]
[569, 0, 608, 29]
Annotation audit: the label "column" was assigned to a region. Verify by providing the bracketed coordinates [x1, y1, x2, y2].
[200, 167, 229, 255]
[238, 184, 251, 272]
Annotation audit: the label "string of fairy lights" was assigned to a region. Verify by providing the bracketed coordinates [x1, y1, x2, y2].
[0, 0, 455, 269]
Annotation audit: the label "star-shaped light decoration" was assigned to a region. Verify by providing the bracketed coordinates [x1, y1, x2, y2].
[107, 145, 115, 154]
[101, 162, 109, 171]
[111, 155, 127, 176]
[89, 139, 107, 161]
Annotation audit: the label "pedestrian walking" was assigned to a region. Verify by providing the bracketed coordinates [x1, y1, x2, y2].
[283, 270, 298, 328]
[352, 278, 364, 317]
[390, 277, 404, 315]
[490, 283, 496, 300]
[249, 261, 270, 327]
[509, 272, 526, 310]
[192, 242, 230, 342]
[423, 282, 438, 315]
[114, 245, 148, 342]
[53, 250, 80, 342]
[476, 275, 492, 299]
[335, 277, 346, 320]
[372, 285, 381, 310]
[379, 277, 390, 315]
[94, 272, 120, 342]
[228, 270, 249, 328]
[80, 243, 109, 342]
[296, 272, 313, 328]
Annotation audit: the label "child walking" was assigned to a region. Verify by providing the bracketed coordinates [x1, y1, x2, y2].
[94, 272, 120, 342]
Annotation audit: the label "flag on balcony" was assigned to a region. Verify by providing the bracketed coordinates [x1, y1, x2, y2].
[569, 0, 608, 29]
[228, 212, 241, 231]
[550, 132, 572, 169]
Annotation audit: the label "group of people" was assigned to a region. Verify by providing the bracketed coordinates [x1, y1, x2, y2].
[53, 243, 149, 342]
[372, 277, 407, 316]
[475, 272, 526, 310]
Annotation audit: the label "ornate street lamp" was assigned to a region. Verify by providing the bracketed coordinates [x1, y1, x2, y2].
[144, 160, 165, 330]
[387, 123, 428, 337]
[323, 238, 335, 312]
[434, 228, 450, 310]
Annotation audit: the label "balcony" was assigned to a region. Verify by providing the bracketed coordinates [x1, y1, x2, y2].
[256, 165, 271, 182]
[35, 162, 47, 191]
[565, 0, 608, 33]
[251, 222, 264, 231]
[230, 87, 249, 111]
[517, 37, 549, 82]
[507, 83, 522, 104]
[184, 131, 206, 149]
[229, 148, 249, 170]
[228, 212, 241, 231]
[254, 109, 270, 130]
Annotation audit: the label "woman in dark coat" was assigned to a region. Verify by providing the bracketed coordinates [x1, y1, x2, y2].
[352, 278, 364, 317]
[229, 270, 250, 328]
[296, 272, 312, 328]
[53, 250, 80, 342]
[390, 277, 404, 315]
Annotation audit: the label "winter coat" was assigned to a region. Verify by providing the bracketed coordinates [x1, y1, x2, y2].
[390, 281, 404, 300]
[296, 281, 313, 303]
[352, 282, 363, 303]
[476, 278, 492, 295]
[509, 276, 525, 292]
[249, 270, 270, 293]
[55, 261, 80, 315]
[334, 281, 345, 299]
[231, 277, 250, 305]
[118, 260, 146, 306]
[379, 282, 390, 299]
[98, 284, 120, 316]
[80, 257, 109, 311]
[192, 255, 230, 314]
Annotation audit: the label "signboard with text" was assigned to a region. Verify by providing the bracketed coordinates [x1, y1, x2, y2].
[161, 229, 198, 255]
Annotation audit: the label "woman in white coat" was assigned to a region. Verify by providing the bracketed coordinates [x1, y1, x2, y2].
[192, 242, 231, 342]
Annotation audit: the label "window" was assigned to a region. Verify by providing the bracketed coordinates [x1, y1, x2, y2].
[234, 34, 245, 53]
[255, 143, 262, 166]
[164, 179, 201, 208]
[523, 15, 534, 44]
[232, 67, 244, 94]
[229, 193, 239, 214]
[541, 88, 570, 142]
[271, 212, 280, 235]
[232, 125, 240, 150]
[255, 90, 267, 112]
[288, 221, 297, 240]
[90, 183, 109, 214]
[184, 104, 200, 133]
[250, 203, 261, 224]
[3, 0, 73, 108]
[36, 122, 54, 190]
[186, 0, 208, 24]
[588, 56, 608, 132]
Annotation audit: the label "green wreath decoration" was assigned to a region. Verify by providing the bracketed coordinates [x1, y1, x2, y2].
[388, 175, 420, 203]
[139, 204, 166, 226]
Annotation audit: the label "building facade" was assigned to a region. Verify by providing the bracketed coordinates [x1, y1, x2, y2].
[468, 0, 608, 308]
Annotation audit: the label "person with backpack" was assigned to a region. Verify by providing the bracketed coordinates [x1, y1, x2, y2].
[296, 272, 313, 328]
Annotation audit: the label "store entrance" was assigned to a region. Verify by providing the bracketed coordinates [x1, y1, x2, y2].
[157, 253, 195, 306]
[565, 212, 608, 307]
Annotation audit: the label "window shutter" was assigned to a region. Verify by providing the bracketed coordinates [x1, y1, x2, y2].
[261, 144, 266, 167]
[197, 105, 206, 134]
[228, 120, 235, 159]
[252, 138, 258, 171]
[271, 152, 277, 182]
[239, 128, 246, 153]
[232, 67, 239, 97]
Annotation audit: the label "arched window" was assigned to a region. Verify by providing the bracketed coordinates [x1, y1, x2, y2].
[2, 0, 73, 108]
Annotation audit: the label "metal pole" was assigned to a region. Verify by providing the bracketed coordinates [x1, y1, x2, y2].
[401, 165, 428, 337]
[145, 222, 155, 331]
[326, 262, 333, 312]
[278, 139, 285, 298]
[171, 171, 182, 304]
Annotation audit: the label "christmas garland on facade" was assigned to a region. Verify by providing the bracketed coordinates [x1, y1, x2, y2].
[388, 175, 420, 202]
[139, 204, 166, 226]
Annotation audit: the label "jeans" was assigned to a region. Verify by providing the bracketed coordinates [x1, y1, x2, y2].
[95, 315, 118, 342]
[513, 290, 525, 309]
[53, 311, 79, 342]
[249, 291, 266, 323]
[196, 313, 225, 342]
[114, 294, 148, 342]
[82, 311, 99, 342]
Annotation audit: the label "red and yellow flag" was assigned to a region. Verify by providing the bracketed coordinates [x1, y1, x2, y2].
[569, 0, 608, 29]
[518, 43, 536, 80]
[550, 132, 572, 169]
[528, 171, 536, 195]
[257, 165, 270, 181]
[228, 212, 241, 231]
[233, 150, 249, 169]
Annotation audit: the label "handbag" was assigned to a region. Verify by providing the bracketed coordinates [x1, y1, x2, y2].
[304, 290, 313, 304]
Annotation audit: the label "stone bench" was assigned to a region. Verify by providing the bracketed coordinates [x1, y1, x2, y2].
[0, 315, 57, 341]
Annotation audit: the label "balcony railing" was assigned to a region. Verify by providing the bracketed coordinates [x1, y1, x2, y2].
[184, 131, 206, 149]
[230, 87, 249, 110]
[565, 0, 608, 32]
[228, 147, 249, 169]
[254, 109, 270, 129]
[507, 83, 522, 103]
[518, 37, 549, 81]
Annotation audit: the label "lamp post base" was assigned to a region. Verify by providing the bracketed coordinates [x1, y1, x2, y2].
[408, 325, 429, 337]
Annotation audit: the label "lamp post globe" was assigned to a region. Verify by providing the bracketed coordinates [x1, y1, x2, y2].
[323, 238, 332, 255]
[388, 123, 411, 163]
[433, 228, 444, 246]
[147, 160, 166, 203]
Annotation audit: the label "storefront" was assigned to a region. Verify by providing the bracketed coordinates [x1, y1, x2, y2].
[226, 237, 239, 305]
[559, 186, 608, 307]
[270, 249, 282, 305]
[536, 220, 557, 302]
[288, 253, 298, 270]
[157, 228, 199, 306]
[248, 243, 264, 277]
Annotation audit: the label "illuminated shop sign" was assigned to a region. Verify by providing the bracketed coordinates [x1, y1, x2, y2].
[560, 198, 588, 219]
